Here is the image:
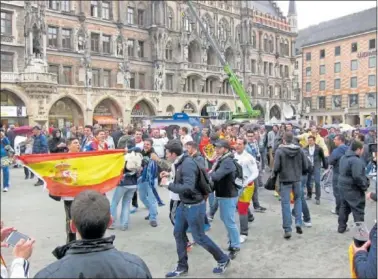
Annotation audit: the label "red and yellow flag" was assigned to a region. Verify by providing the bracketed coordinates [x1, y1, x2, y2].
[18, 150, 125, 197]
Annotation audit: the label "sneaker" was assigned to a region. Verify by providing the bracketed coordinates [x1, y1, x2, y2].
[207, 215, 214, 222]
[3, 188, 9, 192]
[274, 191, 279, 197]
[248, 215, 255, 222]
[213, 259, 230, 274]
[165, 268, 188, 278]
[315, 199, 320, 205]
[108, 223, 115, 230]
[338, 226, 349, 233]
[150, 220, 158, 227]
[130, 207, 138, 214]
[304, 222, 312, 228]
[204, 223, 211, 232]
[284, 231, 292, 239]
[144, 215, 150, 220]
[331, 209, 339, 215]
[254, 206, 266, 213]
[34, 181, 43, 186]
[120, 225, 128, 231]
[306, 196, 312, 200]
[228, 247, 240, 260]
[24, 176, 29, 180]
[240, 235, 247, 244]
[296, 226, 303, 234]
[158, 202, 165, 207]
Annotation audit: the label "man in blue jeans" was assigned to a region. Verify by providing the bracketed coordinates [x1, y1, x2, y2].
[210, 140, 240, 259]
[164, 140, 230, 277]
[274, 132, 308, 239]
[1, 130, 11, 192]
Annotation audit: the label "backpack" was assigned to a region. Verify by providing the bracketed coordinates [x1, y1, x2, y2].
[193, 159, 213, 196]
[233, 159, 244, 190]
[125, 151, 143, 172]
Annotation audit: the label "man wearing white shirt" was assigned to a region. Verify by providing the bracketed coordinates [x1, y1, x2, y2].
[179, 127, 193, 150]
[234, 138, 259, 243]
[152, 129, 166, 159]
[104, 129, 115, 149]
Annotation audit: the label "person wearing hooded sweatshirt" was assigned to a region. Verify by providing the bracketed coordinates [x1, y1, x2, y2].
[274, 132, 308, 239]
[48, 129, 67, 153]
[328, 134, 349, 215]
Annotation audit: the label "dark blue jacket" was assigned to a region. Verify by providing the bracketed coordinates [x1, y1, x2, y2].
[210, 153, 238, 198]
[32, 134, 48, 154]
[338, 150, 368, 192]
[0, 137, 10, 158]
[192, 152, 206, 169]
[328, 144, 348, 174]
[354, 223, 377, 279]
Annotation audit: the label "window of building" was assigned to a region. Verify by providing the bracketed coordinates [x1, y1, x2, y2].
[91, 33, 100, 52]
[102, 2, 110, 19]
[305, 52, 311, 61]
[166, 74, 173, 91]
[334, 78, 340, 89]
[90, 1, 98, 17]
[319, 80, 325, 91]
[61, 1, 70, 12]
[368, 75, 376, 86]
[165, 43, 173, 60]
[351, 42, 358, 53]
[318, 96, 325, 109]
[92, 69, 100, 87]
[351, 59, 358, 71]
[103, 70, 111, 87]
[251, 59, 256, 74]
[127, 7, 134, 24]
[137, 9, 144, 25]
[102, 35, 111, 54]
[48, 64, 59, 82]
[306, 82, 311, 92]
[48, 0, 58, 10]
[130, 73, 135, 89]
[369, 39, 376, 50]
[350, 77, 357, 88]
[184, 17, 192, 32]
[127, 39, 134, 57]
[263, 62, 268, 75]
[369, 56, 376, 68]
[295, 61, 298, 69]
[139, 73, 145, 89]
[279, 65, 283, 77]
[306, 67, 311, 76]
[62, 66, 72, 85]
[319, 65, 326, 75]
[1, 11, 12, 36]
[138, 41, 144, 58]
[48, 26, 58, 48]
[320, 49, 325, 59]
[167, 9, 173, 29]
[1, 52, 13, 72]
[334, 62, 341, 73]
[284, 65, 289, 78]
[269, 63, 273, 76]
[61, 29, 72, 49]
[335, 46, 340, 56]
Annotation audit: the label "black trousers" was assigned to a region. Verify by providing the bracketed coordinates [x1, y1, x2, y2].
[64, 200, 76, 243]
[338, 189, 365, 229]
[24, 167, 34, 178]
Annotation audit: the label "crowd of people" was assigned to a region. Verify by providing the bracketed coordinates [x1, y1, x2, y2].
[0, 120, 377, 278]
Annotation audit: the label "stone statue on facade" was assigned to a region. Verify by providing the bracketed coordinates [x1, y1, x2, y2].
[154, 63, 165, 91]
[117, 41, 123, 56]
[246, 84, 252, 95]
[183, 44, 189, 62]
[119, 61, 130, 89]
[80, 51, 92, 87]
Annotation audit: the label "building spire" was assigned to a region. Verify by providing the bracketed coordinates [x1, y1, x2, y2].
[288, 0, 297, 16]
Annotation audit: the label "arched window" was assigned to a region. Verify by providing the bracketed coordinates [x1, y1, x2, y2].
[263, 34, 268, 52]
[252, 31, 256, 48]
[184, 16, 192, 32]
[165, 41, 173, 60]
[251, 84, 256, 97]
[284, 39, 289, 56]
[167, 7, 174, 29]
[269, 35, 274, 53]
[218, 19, 228, 40]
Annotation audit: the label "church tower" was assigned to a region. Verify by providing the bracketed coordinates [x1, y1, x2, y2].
[288, 0, 297, 33]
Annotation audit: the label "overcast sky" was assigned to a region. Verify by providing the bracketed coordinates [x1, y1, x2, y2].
[276, 1, 377, 30]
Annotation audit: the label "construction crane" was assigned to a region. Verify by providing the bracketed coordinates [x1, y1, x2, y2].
[186, 0, 260, 120]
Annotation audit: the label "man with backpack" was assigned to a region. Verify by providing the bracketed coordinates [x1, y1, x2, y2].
[209, 140, 240, 259]
[163, 140, 230, 277]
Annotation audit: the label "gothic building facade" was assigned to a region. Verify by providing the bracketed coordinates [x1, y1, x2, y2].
[1, 0, 300, 128]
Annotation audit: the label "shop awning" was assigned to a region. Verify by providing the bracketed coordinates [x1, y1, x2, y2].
[93, 116, 118, 125]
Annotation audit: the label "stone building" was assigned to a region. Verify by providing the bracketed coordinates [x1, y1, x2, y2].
[1, 0, 299, 128]
[295, 7, 377, 126]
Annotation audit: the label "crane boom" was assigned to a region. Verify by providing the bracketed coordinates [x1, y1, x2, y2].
[186, 0, 260, 118]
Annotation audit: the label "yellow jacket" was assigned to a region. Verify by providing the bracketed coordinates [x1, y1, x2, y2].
[297, 132, 329, 157]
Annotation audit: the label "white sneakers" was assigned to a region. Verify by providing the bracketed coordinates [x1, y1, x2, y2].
[304, 222, 312, 228]
[240, 235, 247, 243]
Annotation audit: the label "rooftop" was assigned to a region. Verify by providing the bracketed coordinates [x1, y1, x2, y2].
[295, 7, 377, 54]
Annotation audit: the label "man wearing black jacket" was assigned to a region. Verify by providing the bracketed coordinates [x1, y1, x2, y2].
[304, 135, 328, 204]
[48, 129, 67, 153]
[164, 141, 230, 277]
[338, 141, 369, 233]
[35, 190, 152, 278]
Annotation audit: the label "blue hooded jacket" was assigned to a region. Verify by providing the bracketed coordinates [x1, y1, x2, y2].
[328, 144, 348, 174]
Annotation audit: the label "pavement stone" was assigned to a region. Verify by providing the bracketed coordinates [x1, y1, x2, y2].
[1, 168, 376, 278]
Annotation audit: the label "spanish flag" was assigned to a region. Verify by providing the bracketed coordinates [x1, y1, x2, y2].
[18, 150, 125, 197]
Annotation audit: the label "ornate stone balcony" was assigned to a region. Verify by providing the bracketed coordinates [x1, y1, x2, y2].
[206, 65, 223, 72]
[1, 34, 15, 43]
[1, 72, 20, 83]
[1, 71, 57, 84]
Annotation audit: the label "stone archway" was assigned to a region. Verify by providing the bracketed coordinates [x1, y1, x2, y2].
[93, 98, 123, 127]
[49, 97, 84, 128]
[131, 99, 155, 125]
[253, 104, 264, 117]
[0, 90, 28, 126]
[219, 103, 231, 111]
[182, 102, 197, 114]
[269, 105, 281, 120]
[200, 104, 209, 117]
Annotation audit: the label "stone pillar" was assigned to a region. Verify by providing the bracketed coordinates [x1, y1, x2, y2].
[29, 32, 33, 56]
[124, 109, 131, 125]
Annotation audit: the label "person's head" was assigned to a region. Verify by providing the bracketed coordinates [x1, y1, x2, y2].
[283, 132, 294, 145]
[143, 138, 153, 152]
[357, 134, 365, 142]
[84, 125, 93, 137]
[310, 125, 318, 135]
[226, 125, 232, 135]
[201, 128, 209, 137]
[193, 126, 199, 133]
[70, 126, 77, 133]
[235, 137, 247, 154]
[160, 130, 167, 138]
[94, 129, 105, 142]
[32, 125, 41, 136]
[179, 127, 188, 136]
[272, 125, 278, 132]
[285, 123, 293, 131]
[152, 129, 160, 138]
[231, 127, 238, 137]
[134, 128, 143, 143]
[214, 140, 230, 156]
[246, 130, 255, 143]
[260, 125, 265, 133]
[53, 129, 61, 139]
[329, 127, 336, 134]
[185, 141, 199, 156]
[78, 126, 84, 134]
[308, 135, 315, 146]
[70, 190, 112, 240]
[334, 134, 345, 147]
[66, 137, 80, 153]
[165, 140, 183, 161]
[351, 140, 364, 156]
[104, 129, 110, 138]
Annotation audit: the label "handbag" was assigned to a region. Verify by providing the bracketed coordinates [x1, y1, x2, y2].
[264, 174, 277, 191]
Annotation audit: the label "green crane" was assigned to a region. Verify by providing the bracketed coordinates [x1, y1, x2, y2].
[186, 0, 260, 120]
